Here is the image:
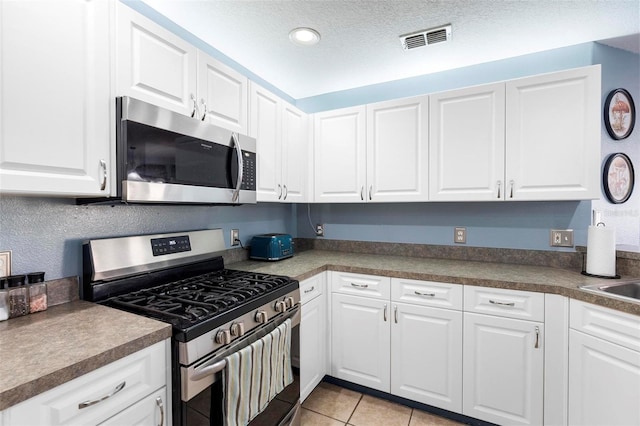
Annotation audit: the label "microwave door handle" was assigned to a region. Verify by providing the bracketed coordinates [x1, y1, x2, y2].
[231, 132, 243, 202]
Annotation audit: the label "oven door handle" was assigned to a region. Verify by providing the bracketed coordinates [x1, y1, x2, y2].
[191, 359, 227, 381]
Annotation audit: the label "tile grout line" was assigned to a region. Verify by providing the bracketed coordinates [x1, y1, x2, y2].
[345, 393, 364, 425]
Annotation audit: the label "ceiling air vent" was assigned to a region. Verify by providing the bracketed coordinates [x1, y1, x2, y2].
[400, 24, 452, 51]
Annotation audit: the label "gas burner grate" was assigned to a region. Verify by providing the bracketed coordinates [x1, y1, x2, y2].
[105, 269, 294, 329]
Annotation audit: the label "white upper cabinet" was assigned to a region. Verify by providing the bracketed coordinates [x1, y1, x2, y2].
[314, 96, 428, 203]
[430, 65, 600, 202]
[429, 83, 505, 201]
[366, 96, 429, 202]
[116, 1, 197, 117]
[250, 83, 308, 202]
[197, 51, 248, 134]
[0, 0, 112, 196]
[314, 106, 367, 202]
[251, 83, 282, 201]
[505, 65, 600, 200]
[281, 102, 308, 202]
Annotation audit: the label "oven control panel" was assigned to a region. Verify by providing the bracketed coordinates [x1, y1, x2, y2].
[151, 235, 192, 256]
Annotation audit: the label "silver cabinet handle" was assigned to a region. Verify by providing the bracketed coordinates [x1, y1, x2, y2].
[78, 381, 126, 409]
[369, 185, 372, 200]
[231, 132, 243, 202]
[200, 99, 207, 121]
[360, 186, 364, 201]
[496, 180, 501, 199]
[304, 286, 315, 294]
[278, 184, 283, 200]
[534, 326, 540, 349]
[394, 305, 398, 323]
[509, 180, 514, 198]
[384, 304, 387, 322]
[489, 299, 515, 307]
[283, 185, 288, 200]
[190, 93, 198, 118]
[414, 290, 435, 297]
[156, 397, 165, 426]
[350, 282, 369, 288]
[99, 159, 107, 191]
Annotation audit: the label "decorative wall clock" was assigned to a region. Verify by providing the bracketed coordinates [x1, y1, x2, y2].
[604, 88, 635, 140]
[603, 152, 634, 204]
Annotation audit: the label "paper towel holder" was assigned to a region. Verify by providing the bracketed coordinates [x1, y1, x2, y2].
[581, 254, 620, 279]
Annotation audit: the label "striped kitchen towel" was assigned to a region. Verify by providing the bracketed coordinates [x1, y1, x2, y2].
[223, 318, 293, 426]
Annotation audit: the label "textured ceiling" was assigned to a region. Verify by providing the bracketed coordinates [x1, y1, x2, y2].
[141, 0, 640, 99]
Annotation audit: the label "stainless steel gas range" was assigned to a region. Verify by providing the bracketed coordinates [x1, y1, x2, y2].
[82, 229, 301, 426]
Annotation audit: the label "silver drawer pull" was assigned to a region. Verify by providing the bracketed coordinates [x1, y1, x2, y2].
[534, 326, 540, 349]
[489, 299, 515, 307]
[156, 397, 165, 426]
[304, 286, 315, 294]
[78, 381, 126, 409]
[414, 290, 435, 297]
[351, 283, 369, 288]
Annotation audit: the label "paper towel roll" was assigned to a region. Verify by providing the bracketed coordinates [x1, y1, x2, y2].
[586, 225, 616, 277]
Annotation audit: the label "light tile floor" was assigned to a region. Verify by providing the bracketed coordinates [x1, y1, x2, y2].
[301, 382, 466, 426]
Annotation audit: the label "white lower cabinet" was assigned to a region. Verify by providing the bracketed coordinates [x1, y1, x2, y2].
[330, 274, 463, 412]
[462, 286, 544, 425]
[462, 312, 544, 425]
[331, 291, 391, 392]
[391, 301, 462, 412]
[568, 300, 640, 426]
[299, 273, 328, 401]
[4, 340, 169, 426]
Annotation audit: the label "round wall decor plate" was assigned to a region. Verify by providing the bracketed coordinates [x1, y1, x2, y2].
[603, 152, 634, 204]
[604, 88, 635, 140]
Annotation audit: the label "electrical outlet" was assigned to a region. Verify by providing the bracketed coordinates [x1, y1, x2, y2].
[316, 224, 324, 237]
[454, 227, 466, 244]
[550, 229, 573, 247]
[230, 229, 240, 246]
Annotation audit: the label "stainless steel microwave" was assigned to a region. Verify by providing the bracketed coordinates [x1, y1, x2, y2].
[107, 96, 256, 205]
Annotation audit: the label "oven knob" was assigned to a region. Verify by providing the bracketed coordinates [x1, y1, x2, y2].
[230, 322, 245, 337]
[255, 310, 268, 324]
[284, 296, 295, 308]
[215, 329, 231, 344]
[274, 300, 286, 313]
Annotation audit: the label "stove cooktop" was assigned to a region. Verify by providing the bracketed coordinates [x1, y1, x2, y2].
[104, 269, 298, 340]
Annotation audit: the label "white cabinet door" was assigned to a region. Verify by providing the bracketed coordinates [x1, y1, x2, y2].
[300, 287, 326, 401]
[505, 65, 600, 200]
[314, 106, 367, 203]
[331, 293, 390, 392]
[197, 52, 247, 134]
[429, 83, 505, 201]
[568, 330, 640, 426]
[463, 312, 543, 426]
[0, 0, 111, 196]
[366, 96, 429, 202]
[100, 388, 167, 426]
[281, 102, 308, 203]
[251, 83, 282, 202]
[391, 302, 462, 412]
[116, 1, 197, 116]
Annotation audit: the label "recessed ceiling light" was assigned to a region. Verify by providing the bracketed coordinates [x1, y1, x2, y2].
[289, 27, 321, 46]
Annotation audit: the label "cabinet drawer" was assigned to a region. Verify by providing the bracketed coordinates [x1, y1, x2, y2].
[6, 340, 167, 426]
[331, 271, 390, 299]
[391, 278, 462, 310]
[300, 273, 325, 304]
[464, 286, 544, 321]
[570, 299, 640, 352]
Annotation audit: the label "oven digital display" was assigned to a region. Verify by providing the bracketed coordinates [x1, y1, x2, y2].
[150, 235, 191, 256]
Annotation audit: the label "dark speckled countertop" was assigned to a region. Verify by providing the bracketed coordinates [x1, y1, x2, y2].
[229, 249, 640, 316]
[0, 301, 171, 411]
